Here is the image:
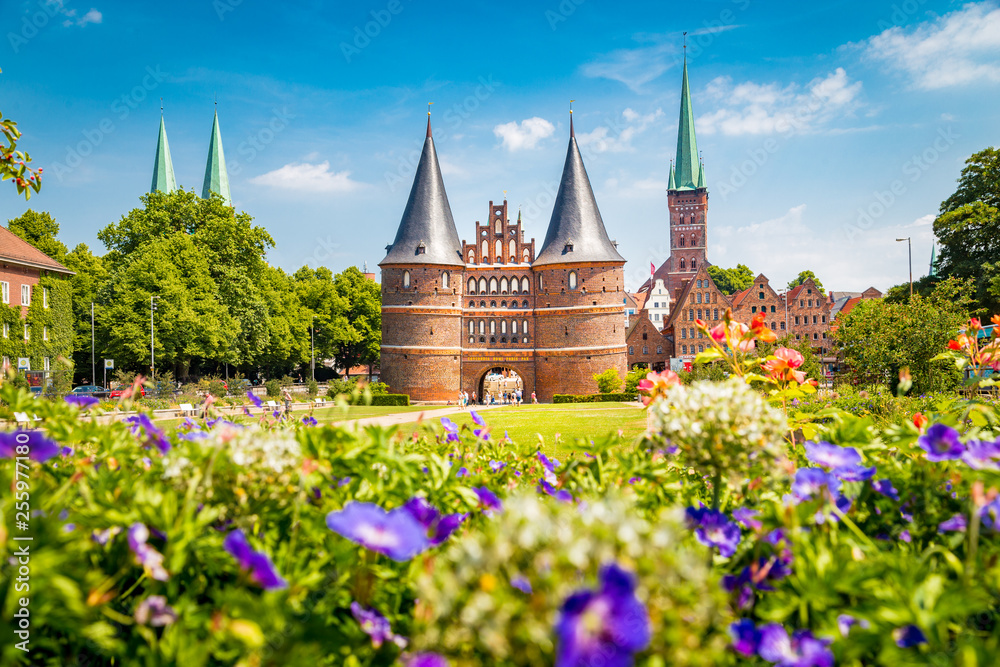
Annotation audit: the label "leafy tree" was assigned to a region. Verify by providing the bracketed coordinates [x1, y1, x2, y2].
[63, 243, 109, 380]
[7, 209, 68, 262]
[624, 365, 648, 396]
[706, 264, 754, 295]
[1, 109, 42, 199]
[593, 368, 623, 393]
[332, 266, 381, 377]
[787, 270, 825, 296]
[940, 146, 1000, 213]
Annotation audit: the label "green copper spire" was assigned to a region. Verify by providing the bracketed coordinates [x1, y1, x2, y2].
[929, 242, 938, 277]
[673, 53, 701, 191]
[696, 160, 706, 189]
[151, 114, 177, 194]
[202, 109, 232, 206]
[668, 162, 676, 190]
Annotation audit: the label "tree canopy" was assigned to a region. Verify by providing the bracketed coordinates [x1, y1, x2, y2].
[8, 209, 68, 263]
[787, 270, 825, 296]
[706, 264, 754, 295]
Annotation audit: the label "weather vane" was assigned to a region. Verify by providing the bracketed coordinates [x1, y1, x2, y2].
[569, 99, 574, 114]
[428, 102, 433, 116]
[683, 31, 687, 50]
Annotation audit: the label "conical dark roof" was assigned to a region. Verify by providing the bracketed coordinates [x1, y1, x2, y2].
[534, 116, 625, 266]
[380, 117, 463, 267]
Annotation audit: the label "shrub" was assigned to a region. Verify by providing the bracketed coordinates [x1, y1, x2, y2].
[327, 377, 357, 396]
[264, 378, 280, 397]
[306, 378, 319, 397]
[367, 381, 389, 395]
[208, 379, 227, 397]
[624, 365, 649, 396]
[552, 393, 634, 403]
[370, 393, 409, 406]
[593, 367, 623, 393]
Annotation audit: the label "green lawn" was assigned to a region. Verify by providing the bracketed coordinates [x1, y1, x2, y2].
[446, 403, 648, 458]
[153, 404, 429, 431]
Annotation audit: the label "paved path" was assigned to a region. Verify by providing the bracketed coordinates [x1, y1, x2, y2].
[341, 404, 504, 429]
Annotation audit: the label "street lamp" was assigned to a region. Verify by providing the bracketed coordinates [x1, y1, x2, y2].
[150, 295, 160, 384]
[895, 237, 912, 298]
[310, 315, 315, 381]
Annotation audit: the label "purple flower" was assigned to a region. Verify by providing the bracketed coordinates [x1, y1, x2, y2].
[247, 390, 262, 408]
[134, 595, 177, 627]
[790, 468, 840, 503]
[402, 497, 465, 545]
[91, 526, 121, 545]
[729, 619, 760, 656]
[440, 417, 459, 442]
[961, 438, 1000, 469]
[555, 564, 651, 667]
[405, 654, 449, 667]
[980, 498, 1000, 533]
[470, 411, 485, 426]
[893, 624, 927, 648]
[0, 430, 61, 462]
[832, 464, 876, 482]
[127, 523, 169, 581]
[899, 529, 912, 543]
[431, 512, 467, 544]
[473, 427, 490, 440]
[350, 601, 404, 648]
[758, 624, 834, 667]
[124, 414, 171, 454]
[733, 508, 762, 531]
[223, 529, 288, 590]
[918, 423, 965, 462]
[326, 502, 430, 561]
[938, 514, 967, 533]
[871, 478, 900, 500]
[489, 460, 505, 472]
[474, 487, 503, 515]
[837, 614, 869, 637]
[65, 395, 99, 409]
[510, 575, 532, 594]
[540, 479, 574, 503]
[685, 506, 741, 557]
[805, 441, 861, 469]
[302, 416, 318, 427]
[538, 451, 559, 472]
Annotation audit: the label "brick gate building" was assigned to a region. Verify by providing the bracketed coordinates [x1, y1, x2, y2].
[380, 113, 627, 402]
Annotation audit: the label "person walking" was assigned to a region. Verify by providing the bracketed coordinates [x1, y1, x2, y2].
[531, 391, 537, 404]
[282, 386, 293, 418]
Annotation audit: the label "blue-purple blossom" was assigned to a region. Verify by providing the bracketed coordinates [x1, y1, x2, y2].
[832, 464, 877, 482]
[871, 478, 900, 500]
[456, 466, 469, 477]
[247, 390, 262, 408]
[510, 575, 532, 594]
[961, 438, 1000, 470]
[554, 563, 651, 667]
[223, 529, 288, 590]
[64, 395, 99, 409]
[326, 502, 431, 561]
[405, 654, 449, 667]
[489, 460, 505, 472]
[470, 411, 485, 426]
[440, 417, 459, 442]
[790, 468, 840, 503]
[92, 526, 121, 545]
[124, 414, 171, 454]
[134, 595, 177, 627]
[0, 430, 61, 462]
[805, 441, 861, 469]
[918, 423, 965, 462]
[980, 498, 1000, 533]
[729, 619, 760, 656]
[540, 479, 574, 503]
[350, 601, 405, 648]
[302, 416, 318, 427]
[938, 514, 967, 533]
[757, 624, 834, 667]
[474, 487, 503, 515]
[893, 624, 927, 648]
[899, 529, 912, 543]
[837, 614, 869, 637]
[733, 507, 762, 531]
[128, 523, 169, 581]
[685, 506, 741, 557]
[402, 497, 466, 545]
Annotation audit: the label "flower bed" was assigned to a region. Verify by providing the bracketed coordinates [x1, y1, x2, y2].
[2, 314, 1000, 666]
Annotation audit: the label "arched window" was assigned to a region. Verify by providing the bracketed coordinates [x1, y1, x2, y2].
[469, 321, 474, 334]
[481, 240, 489, 262]
[512, 280, 519, 294]
[490, 300, 497, 308]
[714, 308, 719, 320]
[657, 346, 663, 354]
[522, 249, 530, 263]
[680, 235, 686, 247]
[629, 346, 634, 354]
[495, 240, 503, 263]
[522, 300, 528, 308]
[522, 320, 529, 334]
[468, 278, 476, 294]
[679, 258, 686, 270]
[479, 320, 485, 334]
[495, 218, 502, 234]
[682, 344, 688, 354]
[696, 293, 702, 304]
[509, 239, 516, 262]
[771, 322, 777, 330]
[469, 300, 475, 307]
[522, 277, 530, 293]
[403, 271, 410, 288]
[468, 251, 475, 263]
[441, 272, 449, 289]
[642, 346, 648, 354]
[489, 277, 498, 294]
[691, 258, 697, 270]
[512, 320, 518, 334]
[479, 278, 487, 294]
[490, 320, 496, 335]
[501, 320, 507, 334]
[500, 277, 509, 294]
[501, 300, 507, 308]
[538, 274, 544, 290]
[568, 271, 578, 289]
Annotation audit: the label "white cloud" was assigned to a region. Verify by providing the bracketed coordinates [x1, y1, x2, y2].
[576, 108, 664, 154]
[249, 161, 365, 193]
[697, 68, 863, 136]
[76, 8, 102, 26]
[493, 117, 555, 151]
[55, 3, 103, 27]
[862, 2, 1000, 89]
[581, 42, 674, 93]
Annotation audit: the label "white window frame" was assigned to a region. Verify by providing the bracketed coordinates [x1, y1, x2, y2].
[21, 284, 30, 306]
[23, 324, 29, 341]
[43, 288, 49, 309]
[2, 322, 7, 339]
[1, 281, 8, 304]
[43, 325, 49, 341]
[43, 357, 50, 371]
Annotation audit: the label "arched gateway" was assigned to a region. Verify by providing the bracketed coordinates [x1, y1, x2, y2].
[478, 367, 524, 405]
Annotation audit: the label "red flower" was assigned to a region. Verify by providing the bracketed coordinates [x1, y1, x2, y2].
[948, 340, 961, 350]
[913, 413, 928, 431]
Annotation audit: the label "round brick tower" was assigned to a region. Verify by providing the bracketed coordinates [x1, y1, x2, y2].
[532, 114, 627, 401]
[379, 115, 465, 401]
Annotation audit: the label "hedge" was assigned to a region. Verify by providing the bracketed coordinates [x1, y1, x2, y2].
[552, 393, 637, 403]
[370, 393, 410, 406]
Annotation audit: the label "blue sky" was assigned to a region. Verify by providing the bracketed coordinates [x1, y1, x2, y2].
[3, 0, 1000, 292]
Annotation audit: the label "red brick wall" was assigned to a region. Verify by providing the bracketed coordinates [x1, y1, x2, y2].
[626, 315, 672, 370]
[787, 279, 832, 353]
[0, 264, 40, 316]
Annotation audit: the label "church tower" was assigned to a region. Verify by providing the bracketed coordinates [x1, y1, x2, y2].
[379, 113, 465, 400]
[650, 51, 709, 300]
[203, 108, 232, 206]
[532, 112, 627, 400]
[151, 112, 177, 194]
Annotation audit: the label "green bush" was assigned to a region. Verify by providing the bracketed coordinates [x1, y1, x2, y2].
[552, 393, 634, 403]
[306, 378, 319, 397]
[208, 379, 227, 397]
[370, 393, 409, 406]
[593, 367, 623, 393]
[264, 378, 280, 397]
[624, 365, 649, 396]
[367, 381, 389, 395]
[327, 377, 357, 396]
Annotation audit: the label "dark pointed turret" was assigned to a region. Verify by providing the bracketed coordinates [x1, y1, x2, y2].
[533, 112, 625, 266]
[381, 114, 463, 267]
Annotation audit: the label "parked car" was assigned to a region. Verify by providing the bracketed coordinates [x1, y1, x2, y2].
[71, 385, 109, 398]
[109, 385, 145, 399]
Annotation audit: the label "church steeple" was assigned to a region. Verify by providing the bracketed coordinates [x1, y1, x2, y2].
[202, 108, 232, 206]
[380, 113, 464, 267]
[151, 111, 177, 194]
[534, 112, 624, 266]
[672, 52, 702, 191]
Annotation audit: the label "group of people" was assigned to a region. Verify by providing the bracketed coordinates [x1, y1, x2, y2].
[456, 388, 538, 406]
